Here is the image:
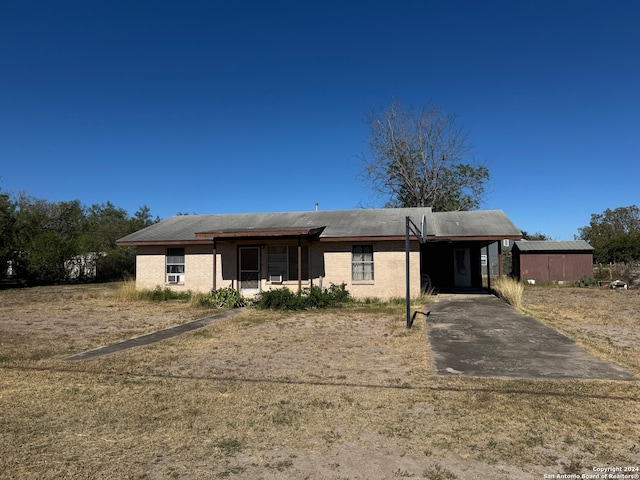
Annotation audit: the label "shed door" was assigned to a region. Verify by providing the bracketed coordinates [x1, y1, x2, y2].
[239, 247, 260, 295]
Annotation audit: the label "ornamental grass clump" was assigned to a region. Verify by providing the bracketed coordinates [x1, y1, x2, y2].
[493, 276, 524, 311]
[115, 281, 192, 302]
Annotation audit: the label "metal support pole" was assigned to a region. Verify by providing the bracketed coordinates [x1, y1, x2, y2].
[298, 237, 302, 293]
[212, 238, 217, 291]
[406, 215, 427, 329]
[486, 243, 491, 291]
[406, 217, 411, 329]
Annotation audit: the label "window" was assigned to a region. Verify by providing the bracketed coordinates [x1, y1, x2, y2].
[503, 239, 510, 247]
[268, 245, 308, 281]
[166, 248, 185, 284]
[352, 245, 374, 281]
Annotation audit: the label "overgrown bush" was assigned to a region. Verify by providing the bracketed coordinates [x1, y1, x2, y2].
[593, 264, 611, 281]
[197, 286, 246, 309]
[594, 262, 639, 285]
[493, 276, 524, 311]
[253, 283, 351, 310]
[610, 263, 636, 286]
[573, 275, 598, 288]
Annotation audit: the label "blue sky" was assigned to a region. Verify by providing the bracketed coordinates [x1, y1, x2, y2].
[1, 1, 638, 240]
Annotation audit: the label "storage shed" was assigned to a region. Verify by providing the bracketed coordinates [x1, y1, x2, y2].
[512, 240, 594, 283]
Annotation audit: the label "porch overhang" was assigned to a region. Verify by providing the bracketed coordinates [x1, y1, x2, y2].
[194, 226, 326, 241]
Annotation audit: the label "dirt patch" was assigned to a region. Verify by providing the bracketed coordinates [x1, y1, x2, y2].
[523, 286, 640, 374]
[0, 283, 200, 361]
[1, 284, 639, 479]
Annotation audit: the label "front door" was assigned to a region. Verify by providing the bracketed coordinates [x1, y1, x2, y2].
[239, 246, 260, 295]
[454, 248, 471, 287]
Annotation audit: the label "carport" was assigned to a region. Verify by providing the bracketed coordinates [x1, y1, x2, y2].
[421, 211, 521, 291]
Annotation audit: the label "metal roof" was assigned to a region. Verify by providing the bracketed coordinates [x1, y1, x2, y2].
[432, 210, 521, 238]
[117, 207, 521, 245]
[513, 240, 594, 252]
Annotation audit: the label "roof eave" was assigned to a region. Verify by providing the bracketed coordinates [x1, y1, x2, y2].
[433, 235, 522, 242]
[115, 239, 214, 247]
[194, 226, 325, 239]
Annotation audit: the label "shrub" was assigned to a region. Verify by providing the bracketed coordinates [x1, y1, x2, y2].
[493, 276, 524, 311]
[593, 264, 611, 281]
[198, 286, 246, 309]
[253, 283, 351, 310]
[573, 275, 597, 288]
[252, 287, 301, 310]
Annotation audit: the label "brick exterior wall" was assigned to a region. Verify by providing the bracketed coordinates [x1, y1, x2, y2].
[135, 240, 422, 299]
[135, 245, 165, 291]
[315, 241, 421, 298]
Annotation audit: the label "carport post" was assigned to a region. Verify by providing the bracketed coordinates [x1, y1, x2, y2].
[405, 215, 427, 328]
[406, 217, 411, 329]
[212, 238, 217, 291]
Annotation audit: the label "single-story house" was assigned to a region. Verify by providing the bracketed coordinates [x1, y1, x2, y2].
[512, 240, 594, 283]
[116, 207, 522, 299]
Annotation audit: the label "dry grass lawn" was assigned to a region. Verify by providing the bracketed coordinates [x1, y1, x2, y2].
[0, 283, 639, 479]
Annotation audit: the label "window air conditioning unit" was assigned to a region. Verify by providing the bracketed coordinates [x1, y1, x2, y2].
[269, 274, 283, 283]
[167, 274, 183, 284]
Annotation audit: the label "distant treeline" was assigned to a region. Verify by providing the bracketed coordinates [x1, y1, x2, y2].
[0, 190, 158, 285]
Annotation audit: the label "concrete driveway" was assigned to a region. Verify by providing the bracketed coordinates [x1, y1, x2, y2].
[425, 293, 636, 380]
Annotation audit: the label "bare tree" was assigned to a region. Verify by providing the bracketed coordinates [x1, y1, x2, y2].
[362, 99, 489, 211]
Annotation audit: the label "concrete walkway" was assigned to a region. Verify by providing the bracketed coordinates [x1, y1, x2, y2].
[426, 293, 636, 380]
[66, 309, 242, 361]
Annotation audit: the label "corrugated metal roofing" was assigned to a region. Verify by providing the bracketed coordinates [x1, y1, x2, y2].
[513, 240, 594, 252]
[117, 207, 521, 244]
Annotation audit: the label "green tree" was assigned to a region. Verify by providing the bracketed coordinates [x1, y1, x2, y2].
[81, 202, 158, 281]
[578, 205, 640, 263]
[0, 190, 17, 278]
[362, 99, 489, 211]
[6, 193, 159, 284]
[14, 195, 85, 283]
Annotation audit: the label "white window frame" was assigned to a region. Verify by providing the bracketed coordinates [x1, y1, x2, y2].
[166, 248, 185, 284]
[352, 245, 374, 282]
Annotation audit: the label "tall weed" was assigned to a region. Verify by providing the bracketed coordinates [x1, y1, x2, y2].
[493, 276, 524, 311]
[115, 281, 191, 302]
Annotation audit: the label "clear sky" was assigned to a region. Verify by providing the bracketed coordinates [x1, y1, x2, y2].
[1, 1, 638, 240]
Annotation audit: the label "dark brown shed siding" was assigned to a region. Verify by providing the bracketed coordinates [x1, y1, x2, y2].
[516, 252, 593, 283]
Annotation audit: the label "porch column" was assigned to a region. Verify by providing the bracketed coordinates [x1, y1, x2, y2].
[498, 241, 503, 277]
[297, 237, 302, 293]
[486, 244, 491, 290]
[212, 238, 217, 291]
